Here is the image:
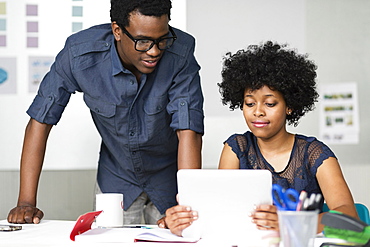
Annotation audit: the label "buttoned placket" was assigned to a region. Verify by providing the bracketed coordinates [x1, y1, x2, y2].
[127, 74, 147, 189]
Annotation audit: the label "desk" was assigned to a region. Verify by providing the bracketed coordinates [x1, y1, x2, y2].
[0, 220, 347, 247]
[0, 220, 256, 247]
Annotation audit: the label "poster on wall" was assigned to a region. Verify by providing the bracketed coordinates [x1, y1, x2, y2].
[319, 82, 359, 144]
[28, 56, 54, 93]
[0, 57, 16, 94]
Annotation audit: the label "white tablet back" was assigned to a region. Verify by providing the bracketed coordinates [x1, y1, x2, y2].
[177, 169, 272, 244]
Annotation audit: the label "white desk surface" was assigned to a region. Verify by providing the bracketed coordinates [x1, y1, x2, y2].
[0, 219, 347, 247]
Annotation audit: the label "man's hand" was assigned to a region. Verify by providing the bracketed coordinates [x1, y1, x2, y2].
[157, 216, 167, 229]
[7, 204, 44, 224]
[158, 205, 198, 237]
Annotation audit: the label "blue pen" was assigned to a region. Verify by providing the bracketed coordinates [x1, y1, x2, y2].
[123, 226, 154, 229]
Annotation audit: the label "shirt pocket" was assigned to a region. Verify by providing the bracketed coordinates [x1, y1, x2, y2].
[83, 94, 117, 135]
[143, 95, 171, 139]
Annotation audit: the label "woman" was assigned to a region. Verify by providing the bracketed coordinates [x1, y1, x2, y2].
[160, 41, 358, 237]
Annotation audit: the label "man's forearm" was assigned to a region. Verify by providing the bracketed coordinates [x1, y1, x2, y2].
[176, 129, 202, 169]
[17, 119, 52, 206]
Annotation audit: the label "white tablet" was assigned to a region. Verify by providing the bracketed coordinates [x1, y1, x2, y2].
[177, 169, 272, 244]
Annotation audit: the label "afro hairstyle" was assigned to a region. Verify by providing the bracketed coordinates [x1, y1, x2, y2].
[218, 41, 319, 126]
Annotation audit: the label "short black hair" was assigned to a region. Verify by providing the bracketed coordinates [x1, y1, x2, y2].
[218, 41, 319, 126]
[110, 0, 172, 28]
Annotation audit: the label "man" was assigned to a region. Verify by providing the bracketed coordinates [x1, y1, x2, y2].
[8, 0, 203, 225]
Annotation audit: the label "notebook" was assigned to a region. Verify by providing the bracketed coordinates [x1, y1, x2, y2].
[177, 169, 273, 245]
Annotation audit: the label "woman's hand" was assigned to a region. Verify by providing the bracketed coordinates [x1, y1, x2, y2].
[157, 205, 198, 237]
[250, 204, 279, 230]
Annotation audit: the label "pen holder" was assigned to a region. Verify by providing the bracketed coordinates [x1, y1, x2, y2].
[278, 210, 318, 247]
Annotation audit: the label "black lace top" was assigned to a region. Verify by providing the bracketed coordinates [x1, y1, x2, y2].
[225, 131, 337, 209]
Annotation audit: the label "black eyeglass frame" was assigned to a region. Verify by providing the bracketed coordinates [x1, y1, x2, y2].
[120, 25, 177, 52]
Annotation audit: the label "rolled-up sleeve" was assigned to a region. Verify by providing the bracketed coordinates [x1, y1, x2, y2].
[167, 37, 204, 135]
[27, 42, 77, 125]
[27, 94, 67, 125]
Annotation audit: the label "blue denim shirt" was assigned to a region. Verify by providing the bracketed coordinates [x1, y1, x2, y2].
[27, 24, 204, 214]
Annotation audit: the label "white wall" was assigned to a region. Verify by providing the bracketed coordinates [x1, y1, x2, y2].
[186, 0, 307, 168]
[0, 0, 112, 170]
[187, 0, 370, 208]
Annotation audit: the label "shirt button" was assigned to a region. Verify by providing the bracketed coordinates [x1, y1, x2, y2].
[130, 80, 135, 85]
[132, 151, 136, 155]
[135, 167, 141, 172]
[180, 102, 185, 106]
[95, 108, 100, 113]
[129, 131, 135, 136]
[48, 96, 53, 101]
[104, 42, 109, 47]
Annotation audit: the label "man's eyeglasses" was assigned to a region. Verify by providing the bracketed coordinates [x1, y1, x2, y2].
[120, 25, 177, 52]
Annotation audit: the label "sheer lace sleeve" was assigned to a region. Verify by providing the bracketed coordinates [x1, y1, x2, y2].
[224, 132, 260, 169]
[224, 134, 247, 160]
[307, 138, 337, 174]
